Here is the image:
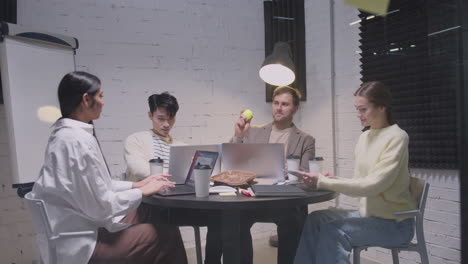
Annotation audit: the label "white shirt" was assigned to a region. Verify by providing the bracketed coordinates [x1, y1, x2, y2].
[31, 118, 142, 264]
[124, 130, 185, 181]
[152, 134, 171, 172]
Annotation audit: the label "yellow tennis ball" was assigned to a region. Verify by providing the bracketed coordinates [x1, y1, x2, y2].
[242, 109, 253, 121]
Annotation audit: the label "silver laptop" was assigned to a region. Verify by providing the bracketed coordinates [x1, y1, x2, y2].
[158, 151, 218, 196]
[220, 143, 285, 182]
[169, 144, 221, 184]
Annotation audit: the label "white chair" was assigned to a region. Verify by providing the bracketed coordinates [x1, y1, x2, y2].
[353, 177, 430, 264]
[24, 192, 95, 264]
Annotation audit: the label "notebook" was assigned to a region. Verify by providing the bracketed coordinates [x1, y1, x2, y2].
[169, 144, 220, 184]
[158, 150, 218, 196]
[220, 143, 285, 182]
[250, 184, 307, 197]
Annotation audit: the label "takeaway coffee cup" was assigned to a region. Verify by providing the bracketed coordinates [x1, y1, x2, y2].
[287, 155, 300, 182]
[149, 157, 164, 175]
[193, 163, 212, 198]
[308, 157, 324, 174]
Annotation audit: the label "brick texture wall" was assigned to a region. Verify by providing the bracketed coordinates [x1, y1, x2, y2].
[0, 0, 461, 263]
[0, 105, 41, 263]
[3, 0, 270, 263]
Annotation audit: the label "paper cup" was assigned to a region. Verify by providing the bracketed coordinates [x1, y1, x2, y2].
[193, 166, 211, 197]
[287, 157, 300, 182]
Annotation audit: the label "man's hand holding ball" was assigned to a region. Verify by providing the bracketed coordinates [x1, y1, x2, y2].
[242, 109, 253, 121]
[235, 109, 254, 138]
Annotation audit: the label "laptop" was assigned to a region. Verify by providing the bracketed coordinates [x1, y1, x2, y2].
[169, 144, 221, 184]
[220, 143, 285, 183]
[158, 150, 218, 196]
[250, 184, 307, 197]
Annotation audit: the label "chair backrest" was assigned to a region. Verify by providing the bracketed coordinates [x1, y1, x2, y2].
[24, 192, 55, 263]
[409, 176, 430, 217]
[408, 176, 430, 249]
[25, 192, 54, 238]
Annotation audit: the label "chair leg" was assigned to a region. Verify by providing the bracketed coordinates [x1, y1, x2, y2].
[353, 247, 362, 264]
[391, 249, 399, 264]
[193, 226, 203, 264]
[419, 245, 429, 264]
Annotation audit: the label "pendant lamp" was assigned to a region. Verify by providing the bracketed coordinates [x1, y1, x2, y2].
[259, 41, 295, 86]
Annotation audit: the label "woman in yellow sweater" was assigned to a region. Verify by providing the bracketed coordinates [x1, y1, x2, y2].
[293, 81, 417, 264]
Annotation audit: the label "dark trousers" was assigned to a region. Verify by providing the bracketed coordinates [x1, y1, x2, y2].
[89, 204, 188, 264]
[204, 206, 307, 264]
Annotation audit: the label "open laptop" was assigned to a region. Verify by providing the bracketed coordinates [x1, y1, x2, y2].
[169, 144, 221, 184]
[220, 143, 285, 183]
[250, 184, 307, 197]
[158, 150, 218, 196]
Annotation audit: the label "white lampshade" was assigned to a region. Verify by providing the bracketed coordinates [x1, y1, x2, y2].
[259, 42, 296, 86]
[259, 64, 295, 86]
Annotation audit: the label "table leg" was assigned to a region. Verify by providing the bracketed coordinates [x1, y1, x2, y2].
[221, 209, 241, 264]
[277, 206, 307, 264]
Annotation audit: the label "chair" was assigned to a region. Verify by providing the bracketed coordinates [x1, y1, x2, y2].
[353, 177, 430, 264]
[24, 192, 95, 264]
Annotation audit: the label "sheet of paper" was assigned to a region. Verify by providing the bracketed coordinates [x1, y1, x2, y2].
[254, 175, 280, 185]
[345, 0, 390, 15]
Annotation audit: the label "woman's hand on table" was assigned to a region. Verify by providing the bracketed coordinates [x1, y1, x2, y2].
[295, 171, 319, 188]
[133, 174, 171, 189]
[139, 179, 175, 197]
[322, 171, 338, 179]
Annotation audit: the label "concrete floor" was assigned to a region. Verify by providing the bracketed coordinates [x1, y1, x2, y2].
[185, 233, 276, 264]
[185, 234, 382, 264]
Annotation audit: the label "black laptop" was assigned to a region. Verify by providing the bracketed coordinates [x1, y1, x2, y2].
[157, 150, 218, 196]
[250, 184, 307, 197]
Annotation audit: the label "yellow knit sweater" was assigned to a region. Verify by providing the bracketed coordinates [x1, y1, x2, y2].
[318, 124, 417, 220]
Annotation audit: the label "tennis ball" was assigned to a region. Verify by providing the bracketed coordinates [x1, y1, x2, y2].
[242, 109, 253, 121]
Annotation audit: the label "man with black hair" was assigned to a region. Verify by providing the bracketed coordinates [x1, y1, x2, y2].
[125, 92, 185, 181]
[125, 92, 221, 263]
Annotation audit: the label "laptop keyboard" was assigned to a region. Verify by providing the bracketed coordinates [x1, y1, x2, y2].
[170, 185, 194, 192]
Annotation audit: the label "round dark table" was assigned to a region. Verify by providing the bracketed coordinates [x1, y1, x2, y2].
[143, 189, 336, 264]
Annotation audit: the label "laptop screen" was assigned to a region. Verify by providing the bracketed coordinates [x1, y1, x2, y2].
[185, 151, 219, 186]
[169, 144, 221, 184]
[220, 143, 285, 181]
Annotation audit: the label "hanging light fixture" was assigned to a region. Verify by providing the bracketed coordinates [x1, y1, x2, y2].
[259, 41, 296, 86]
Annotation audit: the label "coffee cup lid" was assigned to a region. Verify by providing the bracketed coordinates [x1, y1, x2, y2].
[149, 157, 164, 163]
[309, 157, 323, 161]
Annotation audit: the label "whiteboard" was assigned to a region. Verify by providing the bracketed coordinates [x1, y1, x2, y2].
[0, 36, 76, 184]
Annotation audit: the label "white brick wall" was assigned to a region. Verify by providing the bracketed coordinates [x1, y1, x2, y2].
[0, 0, 461, 263]
[2, 0, 273, 263]
[0, 105, 39, 264]
[16, 0, 270, 177]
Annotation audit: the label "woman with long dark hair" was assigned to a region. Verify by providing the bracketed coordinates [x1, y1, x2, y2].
[30, 71, 187, 264]
[293, 81, 417, 264]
